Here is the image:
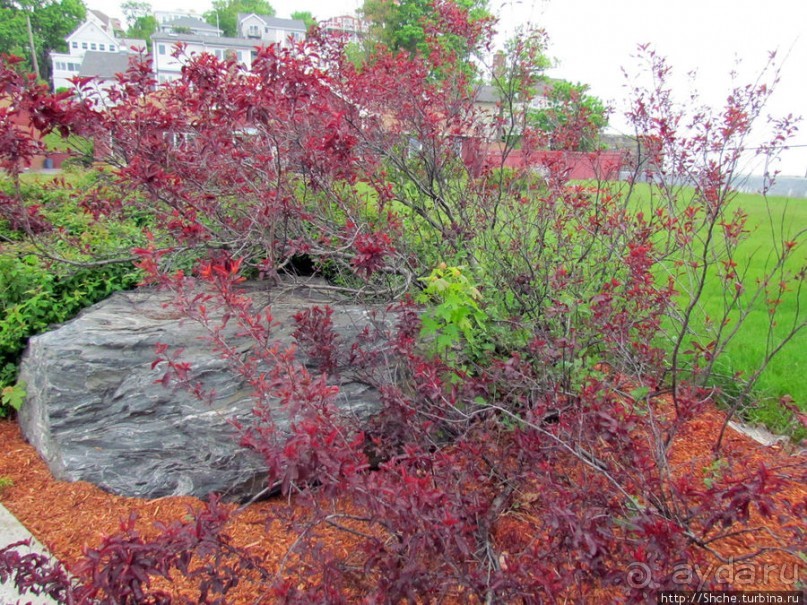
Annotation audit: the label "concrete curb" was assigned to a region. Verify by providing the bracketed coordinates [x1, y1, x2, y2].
[0, 503, 59, 604]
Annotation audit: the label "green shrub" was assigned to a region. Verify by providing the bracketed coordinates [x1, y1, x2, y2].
[417, 264, 490, 363]
[0, 254, 141, 415]
[0, 171, 144, 416]
[0, 476, 13, 493]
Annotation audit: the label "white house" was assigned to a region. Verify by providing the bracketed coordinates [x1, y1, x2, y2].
[236, 14, 306, 46]
[50, 12, 146, 92]
[320, 15, 368, 44]
[151, 14, 307, 83]
[151, 33, 260, 83]
[154, 10, 205, 26]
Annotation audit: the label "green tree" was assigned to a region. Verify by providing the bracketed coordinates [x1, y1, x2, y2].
[120, 0, 151, 29]
[361, 0, 490, 56]
[529, 80, 609, 151]
[0, 0, 85, 83]
[204, 0, 274, 38]
[290, 10, 315, 31]
[127, 14, 157, 50]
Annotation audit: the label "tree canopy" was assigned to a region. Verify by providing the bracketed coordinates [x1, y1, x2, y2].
[126, 14, 157, 51]
[530, 80, 609, 151]
[120, 0, 150, 29]
[290, 10, 315, 31]
[0, 0, 85, 82]
[204, 0, 275, 38]
[361, 0, 491, 56]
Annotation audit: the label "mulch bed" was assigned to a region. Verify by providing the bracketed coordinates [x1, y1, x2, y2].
[0, 404, 804, 602]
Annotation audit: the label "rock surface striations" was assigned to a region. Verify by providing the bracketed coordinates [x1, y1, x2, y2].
[18, 280, 382, 501]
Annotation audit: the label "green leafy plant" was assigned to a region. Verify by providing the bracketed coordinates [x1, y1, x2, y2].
[0, 172, 144, 415]
[1, 381, 26, 414]
[417, 264, 490, 362]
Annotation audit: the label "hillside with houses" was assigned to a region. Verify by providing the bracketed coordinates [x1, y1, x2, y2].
[50, 8, 367, 92]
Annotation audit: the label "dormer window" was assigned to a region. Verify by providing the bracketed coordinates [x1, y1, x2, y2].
[248, 24, 259, 38]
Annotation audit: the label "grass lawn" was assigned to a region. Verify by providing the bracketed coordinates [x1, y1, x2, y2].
[617, 182, 806, 434]
[696, 190, 805, 431]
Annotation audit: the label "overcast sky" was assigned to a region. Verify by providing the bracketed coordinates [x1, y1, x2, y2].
[92, 0, 807, 175]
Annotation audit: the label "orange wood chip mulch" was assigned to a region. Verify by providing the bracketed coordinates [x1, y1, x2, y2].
[0, 405, 805, 602]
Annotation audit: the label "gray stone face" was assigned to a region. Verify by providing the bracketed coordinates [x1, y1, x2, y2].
[17, 280, 382, 501]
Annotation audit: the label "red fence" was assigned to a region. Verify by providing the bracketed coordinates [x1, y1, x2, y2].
[463, 140, 629, 181]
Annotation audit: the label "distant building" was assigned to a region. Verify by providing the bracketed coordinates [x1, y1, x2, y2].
[77, 51, 131, 80]
[320, 15, 369, 43]
[151, 14, 307, 83]
[86, 9, 123, 36]
[152, 33, 259, 83]
[159, 17, 222, 37]
[154, 10, 205, 26]
[50, 11, 145, 93]
[471, 83, 551, 139]
[236, 13, 306, 45]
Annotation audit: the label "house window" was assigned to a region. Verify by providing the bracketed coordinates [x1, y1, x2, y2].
[109, 45, 116, 52]
[158, 44, 166, 55]
[248, 25, 259, 37]
[71, 42, 78, 49]
[99, 43, 105, 51]
[82, 42, 88, 49]
[69, 62, 81, 71]
[90, 43, 97, 50]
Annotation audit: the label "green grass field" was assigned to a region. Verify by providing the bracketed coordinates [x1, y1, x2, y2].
[698, 190, 805, 430]
[619, 183, 806, 433]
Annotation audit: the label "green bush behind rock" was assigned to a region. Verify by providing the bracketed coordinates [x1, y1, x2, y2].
[0, 171, 143, 416]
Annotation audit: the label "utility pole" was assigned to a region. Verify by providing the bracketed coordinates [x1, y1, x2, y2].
[25, 10, 40, 80]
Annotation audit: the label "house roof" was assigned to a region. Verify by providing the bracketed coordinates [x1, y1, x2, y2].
[89, 9, 122, 32]
[474, 85, 499, 104]
[78, 51, 131, 79]
[236, 13, 306, 32]
[89, 9, 111, 26]
[163, 17, 221, 33]
[117, 38, 148, 52]
[474, 81, 552, 105]
[66, 21, 118, 46]
[151, 32, 262, 50]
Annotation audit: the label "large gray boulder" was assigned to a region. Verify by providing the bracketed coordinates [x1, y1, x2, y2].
[17, 280, 382, 501]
